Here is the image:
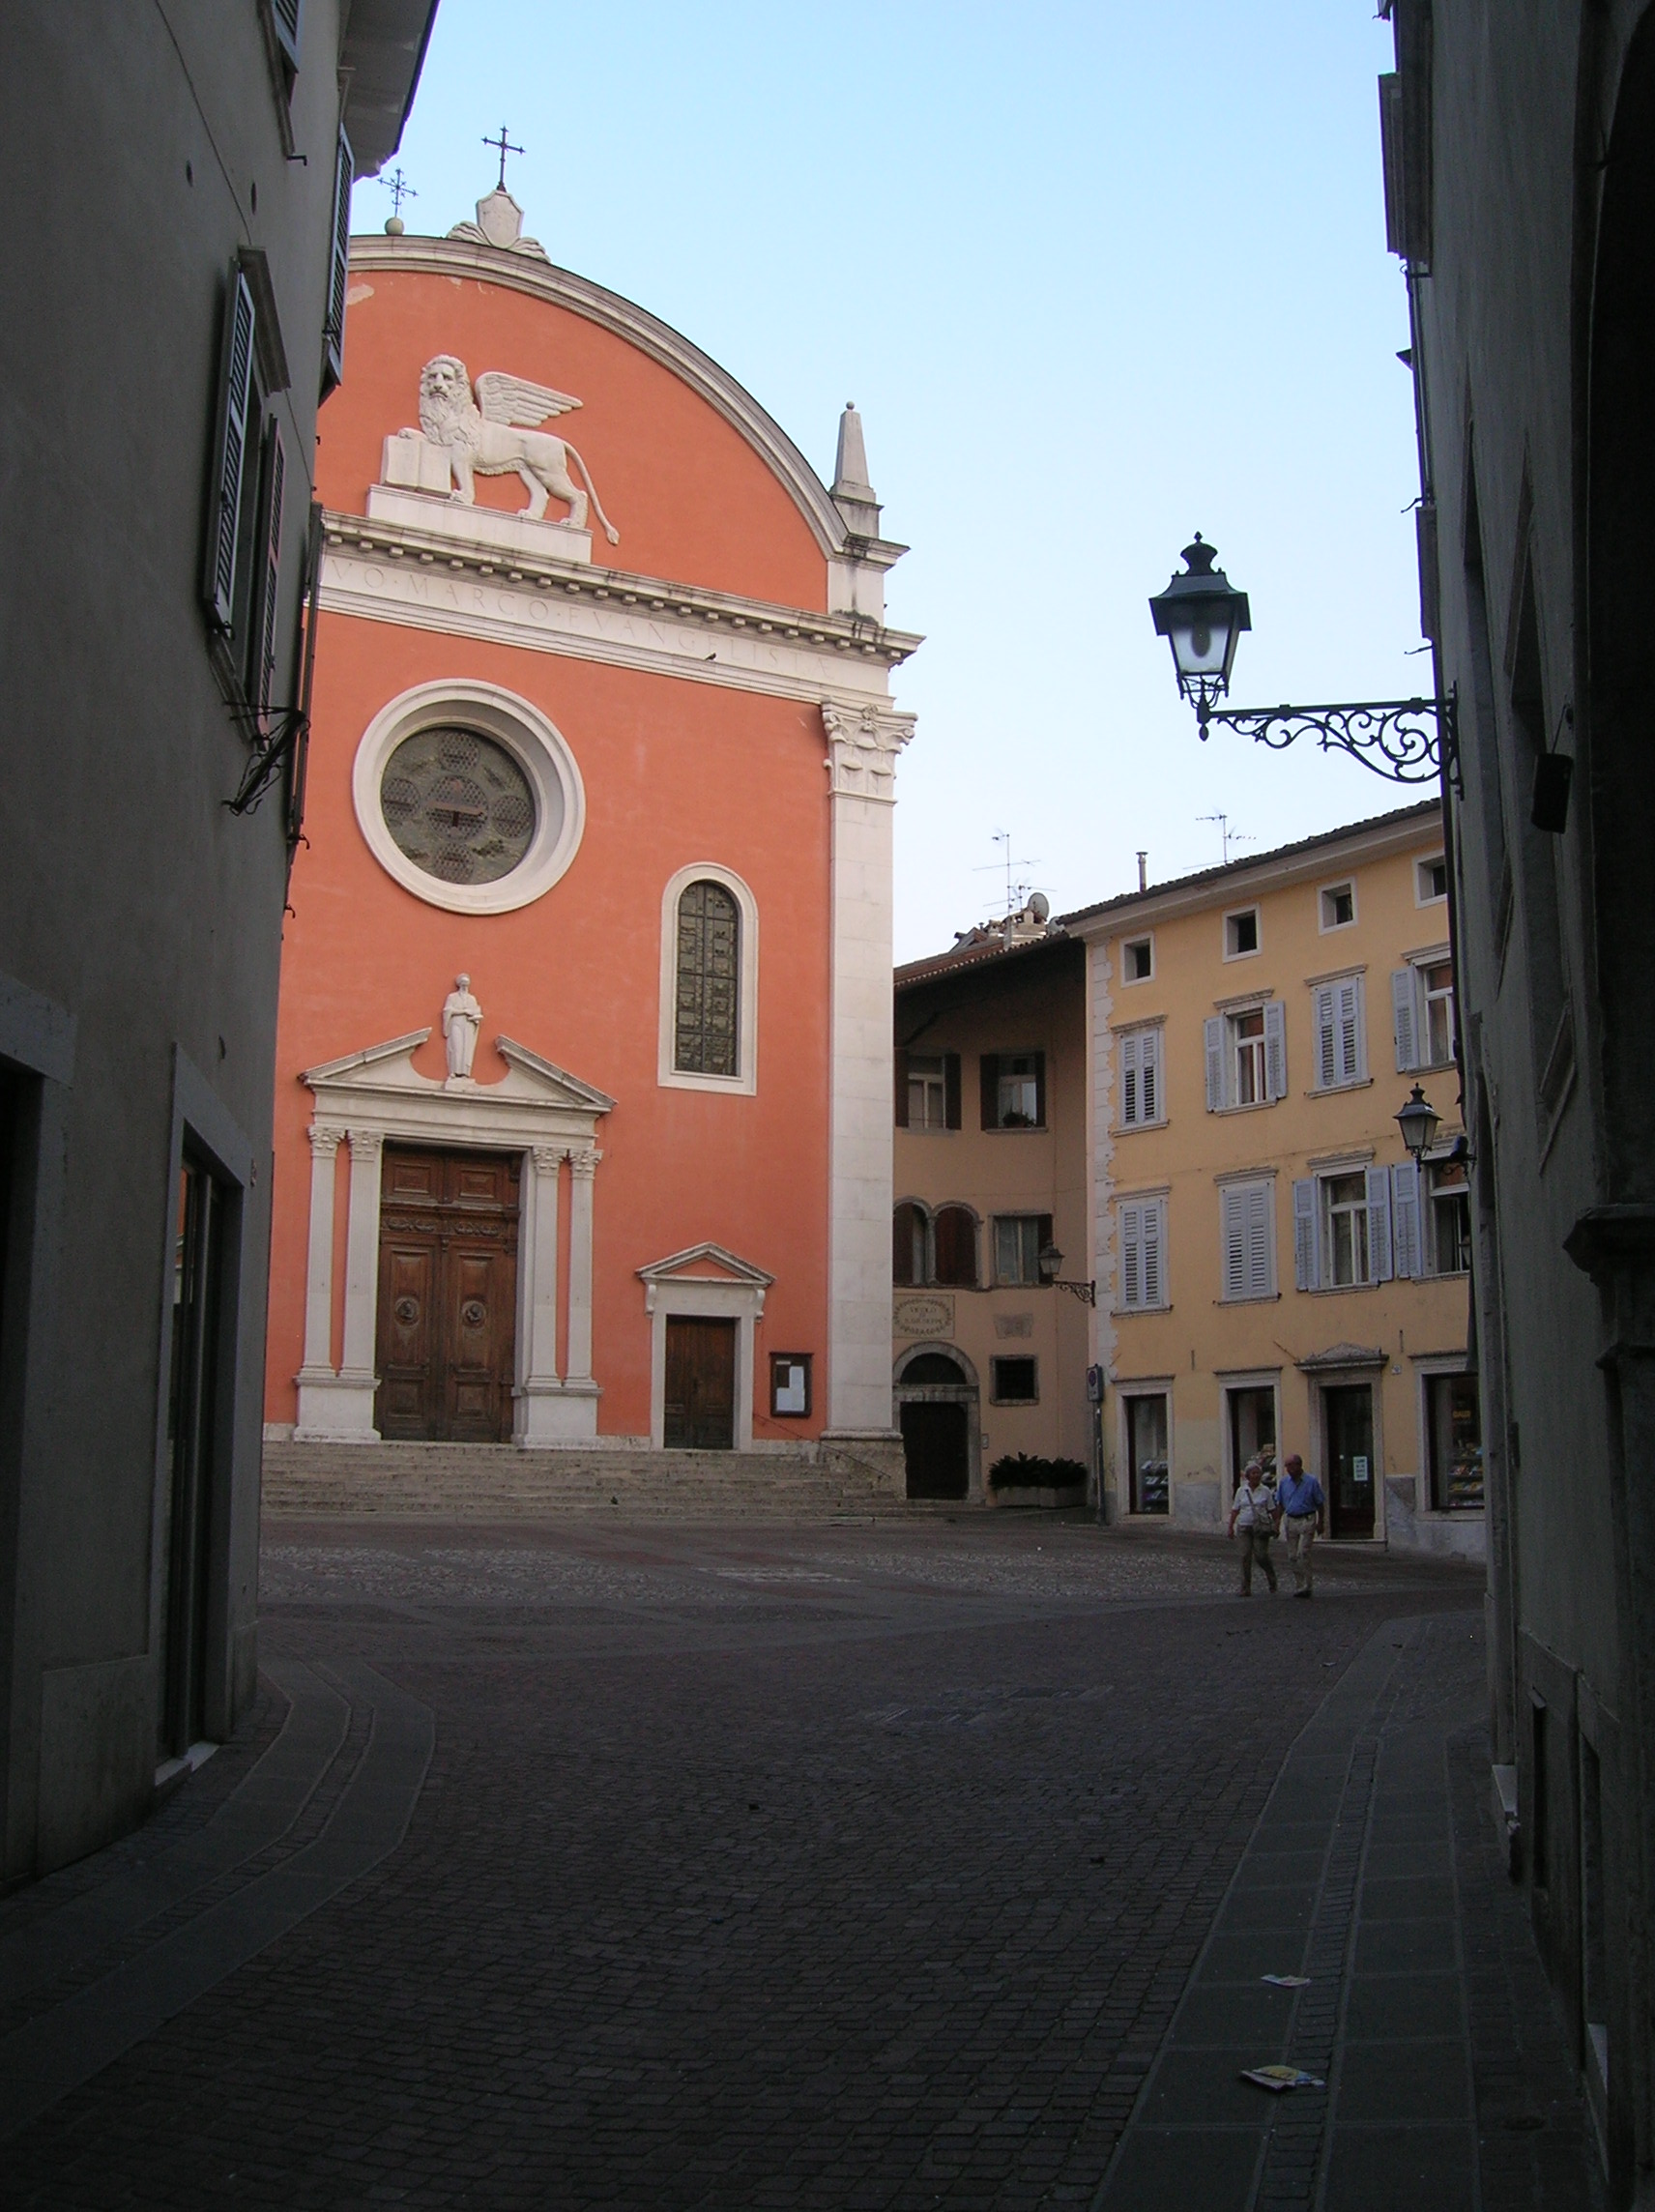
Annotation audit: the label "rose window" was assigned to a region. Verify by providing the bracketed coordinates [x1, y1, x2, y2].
[379, 726, 537, 886]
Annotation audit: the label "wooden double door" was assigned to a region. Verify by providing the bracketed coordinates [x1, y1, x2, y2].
[376, 1145, 519, 1441]
[663, 1316, 736, 1450]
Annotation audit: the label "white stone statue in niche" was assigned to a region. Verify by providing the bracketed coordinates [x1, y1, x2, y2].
[442, 974, 482, 1084]
[413, 357, 621, 543]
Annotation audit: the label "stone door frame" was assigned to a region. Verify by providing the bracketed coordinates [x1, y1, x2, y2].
[293, 1028, 614, 1446]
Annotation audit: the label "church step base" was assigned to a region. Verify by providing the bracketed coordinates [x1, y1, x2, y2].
[261, 1439, 910, 1519]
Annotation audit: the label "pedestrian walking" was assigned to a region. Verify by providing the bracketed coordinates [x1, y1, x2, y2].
[1276, 1452, 1326, 1598]
[1227, 1456, 1280, 1595]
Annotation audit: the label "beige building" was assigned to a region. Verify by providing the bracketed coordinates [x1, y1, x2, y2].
[891, 918, 1089, 1502]
[1070, 800, 1478, 1555]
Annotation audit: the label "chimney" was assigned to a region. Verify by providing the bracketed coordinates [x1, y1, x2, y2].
[1136, 850, 1147, 893]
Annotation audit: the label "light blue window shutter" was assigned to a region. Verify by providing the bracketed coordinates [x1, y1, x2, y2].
[254, 422, 286, 712]
[1337, 979, 1362, 1084]
[1205, 1016, 1225, 1112]
[1221, 1187, 1247, 1300]
[1292, 1177, 1320, 1291]
[1120, 1205, 1142, 1308]
[271, 0, 303, 73]
[1263, 1000, 1288, 1099]
[1314, 986, 1337, 1089]
[1366, 1164, 1394, 1282]
[1120, 1032, 1140, 1125]
[1391, 1160, 1421, 1279]
[204, 266, 257, 630]
[1142, 1029, 1160, 1122]
[1143, 1200, 1163, 1307]
[1245, 1183, 1272, 1298]
[1392, 968, 1420, 1071]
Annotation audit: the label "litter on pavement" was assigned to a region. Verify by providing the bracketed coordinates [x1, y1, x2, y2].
[1260, 1973, 1312, 1988]
[1241, 2065, 1325, 2093]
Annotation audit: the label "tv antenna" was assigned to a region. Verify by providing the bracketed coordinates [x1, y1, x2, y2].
[1198, 812, 1255, 866]
[973, 830, 1045, 915]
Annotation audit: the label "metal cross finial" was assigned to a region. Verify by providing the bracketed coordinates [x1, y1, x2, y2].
[482, 125, 523, 190]
[382, 167, 417, 218]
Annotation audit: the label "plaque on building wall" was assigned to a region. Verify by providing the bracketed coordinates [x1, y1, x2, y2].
[994, 1313, 1033, 1339]
[894, 1294, 952, 1338]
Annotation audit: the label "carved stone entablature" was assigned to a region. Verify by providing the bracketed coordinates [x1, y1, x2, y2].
[821, 699, 915, 802]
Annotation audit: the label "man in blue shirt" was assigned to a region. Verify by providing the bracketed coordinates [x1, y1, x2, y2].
[1277, 1454, 1326, 1598]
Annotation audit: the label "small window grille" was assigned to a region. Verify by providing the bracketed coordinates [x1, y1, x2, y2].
[991, 1356, 1038, 1404]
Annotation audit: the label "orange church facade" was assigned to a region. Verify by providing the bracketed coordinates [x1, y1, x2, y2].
[264, 185, 918, 1464]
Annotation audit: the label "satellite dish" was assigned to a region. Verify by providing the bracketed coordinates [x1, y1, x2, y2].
[1028, 892, 1050, 923]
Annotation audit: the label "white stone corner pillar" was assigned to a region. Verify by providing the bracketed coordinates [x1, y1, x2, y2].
[566, 1148, 600, 1387]
[821, 700, 914, 1439]
[514, 1143, 568, 1445]
[294, 1122, 348, 1438]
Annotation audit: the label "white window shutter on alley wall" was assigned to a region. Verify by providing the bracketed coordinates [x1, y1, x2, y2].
[1120, 1032, 1140, 1125]
[1263, 1000, 1288, 1099]
[1366, 1164, 1394, 1282]
[1205, 1017, 1225, 1111]
[1392, 968, 1420, 1071]
[1391, 1160, 1422, 1279]
[1120, 1203, 1143, 1307]
[1293, 1177, 1320, 1291]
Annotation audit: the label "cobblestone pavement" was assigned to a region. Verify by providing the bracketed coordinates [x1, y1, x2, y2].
[0, 1517, 1598, 2209]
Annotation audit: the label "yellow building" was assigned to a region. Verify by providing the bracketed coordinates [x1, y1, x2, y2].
[891, 918, 1089, 1503]
[890, 803, 1481, 1553]
[1068, 800, 1480, 1556]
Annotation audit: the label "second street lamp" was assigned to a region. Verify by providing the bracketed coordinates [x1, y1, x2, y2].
[1147, 537, 1460, 789]
[1395, 1082, 1441, 1162]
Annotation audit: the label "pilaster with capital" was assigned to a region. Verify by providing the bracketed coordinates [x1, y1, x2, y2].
[820, 699, 915, 803]
[339, 1127, 385, 1387]
[566, 1148, 600, 1387]
[299, 1123, 345, 1377]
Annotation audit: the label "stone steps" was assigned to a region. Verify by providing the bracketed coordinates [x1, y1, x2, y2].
[260, 1440, 914, 1519]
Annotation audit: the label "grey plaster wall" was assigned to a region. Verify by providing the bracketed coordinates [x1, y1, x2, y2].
[0, 1, 429, 1882]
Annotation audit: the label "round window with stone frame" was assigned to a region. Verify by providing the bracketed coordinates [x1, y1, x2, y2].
[378, 725, 537, 887]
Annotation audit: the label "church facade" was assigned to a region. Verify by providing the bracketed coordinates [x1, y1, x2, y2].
[264, 185, 918, 1474]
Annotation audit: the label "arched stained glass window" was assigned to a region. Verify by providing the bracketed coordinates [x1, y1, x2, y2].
[675, 880, 740, 1076]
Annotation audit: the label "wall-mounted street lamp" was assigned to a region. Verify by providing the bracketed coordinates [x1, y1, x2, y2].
[1038, 1239, 1097, 1305]
[1148, 537, 1460, 790]
[1395, 1082, 1441, 1162]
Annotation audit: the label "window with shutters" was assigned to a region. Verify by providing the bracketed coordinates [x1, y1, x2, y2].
[1205, 1002, 1287, 1110]
[900, 1051, 960, 1132]
[247, 420, 287, 713]
[321, 126, 353, 400]
[1391, 959, 1456, 1071]
[933, 1206, 979, 1289]
[674, 880, 740, 1077]
[1427, 1158, 1471, 1274]
[893, 1202, 930, 1288]
[1116, 1197, 1167, 1313]
[1118, 1025, 1164, 1129]
[1294, 1166, 1394, 1290]
[203, 264, 258, 636]
[980, 1051, 1046, 1130]
[261, 0, 303, 92]
[1312, 975, 1367, 1089]
[1219, 1179, 1276, 1302]
[993, 1213, 1050, 1287]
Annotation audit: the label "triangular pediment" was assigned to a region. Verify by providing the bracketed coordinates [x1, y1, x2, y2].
[303, 1030, 614, 1114]
[636, 1241, 775, 1289]
[1296, 1342, 1386, 1372]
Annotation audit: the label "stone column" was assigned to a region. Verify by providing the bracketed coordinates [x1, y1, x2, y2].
[821, 702, 913, 1442]
[566, 1148, 599, 1387]
[328, 1126, 385, 1438]
[299, 1123, 343, 1377]
[514, 1144, 566, 1445]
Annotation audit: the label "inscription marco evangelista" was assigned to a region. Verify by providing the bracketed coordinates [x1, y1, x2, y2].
[417, 356, 621, 543]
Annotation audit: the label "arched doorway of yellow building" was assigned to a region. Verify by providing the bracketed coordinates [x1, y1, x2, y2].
[895, 1345, 978, 1502]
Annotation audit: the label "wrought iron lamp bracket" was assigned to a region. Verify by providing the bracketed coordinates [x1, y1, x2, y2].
[1052, 1278, 1097, 1305]
[1190, 683, 1461, 795]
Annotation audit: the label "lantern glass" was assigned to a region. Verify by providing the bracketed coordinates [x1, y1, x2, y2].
[1395, 1083, 1441, 1161]
[1037, 1239, 1062, 1284]
[1147, 537, 1251, 704]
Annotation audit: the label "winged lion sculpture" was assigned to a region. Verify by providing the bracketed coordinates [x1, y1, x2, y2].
[416, 355, 621, 543]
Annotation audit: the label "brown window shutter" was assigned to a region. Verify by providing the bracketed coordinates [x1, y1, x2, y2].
[894, 1048, 910, 1128]
[1033, 1052, 1048, 1128]
[934, 1207, 977, 1288]
[1038, 1214, 1054, 1260]
[980, 1053, 1000, 1129]
[892, 1205, 916, 1288]
[944, 1052, 962, 1129]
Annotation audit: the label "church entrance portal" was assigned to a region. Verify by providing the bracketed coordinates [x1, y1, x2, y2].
[375, 1146, 519, 1441]
[663, 1315, 736, 1449]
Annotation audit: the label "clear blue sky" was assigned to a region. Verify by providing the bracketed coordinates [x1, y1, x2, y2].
[360, 2, 1418, 961]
